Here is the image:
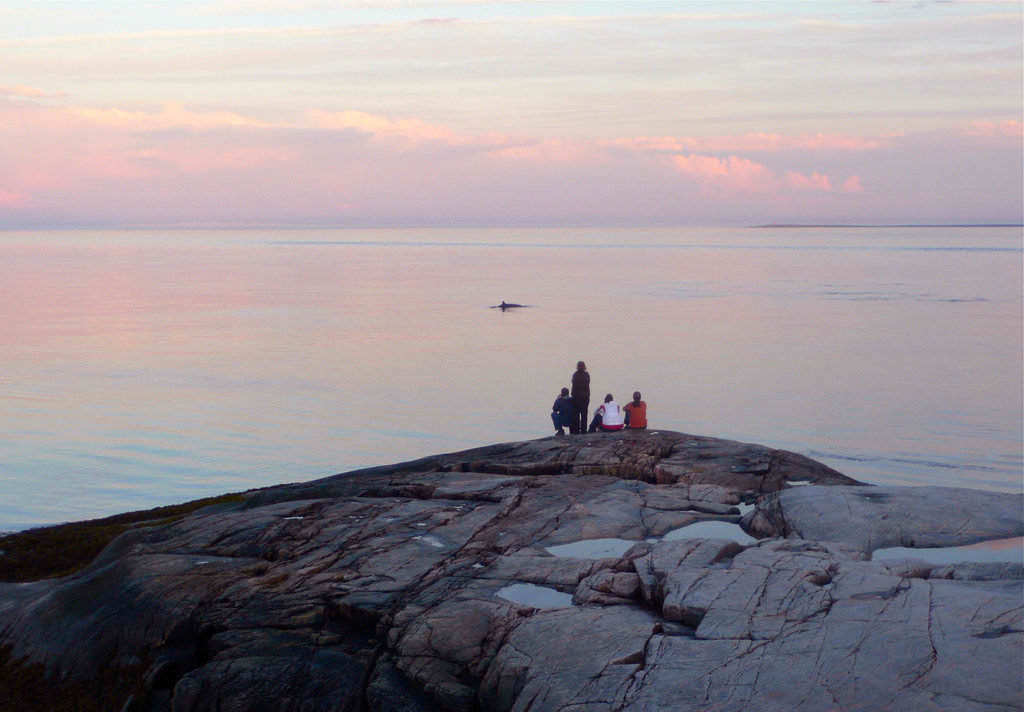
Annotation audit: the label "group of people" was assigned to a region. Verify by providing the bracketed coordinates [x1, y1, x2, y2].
[550, 361, 647, 436]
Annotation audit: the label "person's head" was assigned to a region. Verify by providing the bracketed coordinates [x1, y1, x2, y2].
[577, 361, 587, 371]
[560, 387, 569, 397]
[633, 391, 642, 403]
[605, 393, 614, 403]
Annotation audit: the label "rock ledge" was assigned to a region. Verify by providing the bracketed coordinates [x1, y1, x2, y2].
[1, 430, 1020, 712]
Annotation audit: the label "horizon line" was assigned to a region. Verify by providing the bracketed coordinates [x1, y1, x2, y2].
[1, 221, 1022, 231]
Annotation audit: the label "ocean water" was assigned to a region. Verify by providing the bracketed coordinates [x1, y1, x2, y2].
[1, 226, 1021, 531]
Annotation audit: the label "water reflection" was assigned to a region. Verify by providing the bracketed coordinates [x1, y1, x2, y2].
[495, 583, 574, 609]
[544, 538, 637, 559]
[662, 521, 757, 545]
[1, 226, 1021, 530]
[871, 537, 1024, 565]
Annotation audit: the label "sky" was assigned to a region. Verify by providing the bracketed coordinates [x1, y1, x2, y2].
[0, 0, 1021, 227]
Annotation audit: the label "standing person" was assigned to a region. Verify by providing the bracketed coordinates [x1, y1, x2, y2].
[551, 387, 575, 436]
[624, 391, 647, 430]
[570, 361, 590, 434]
[588, 394, 625, 432]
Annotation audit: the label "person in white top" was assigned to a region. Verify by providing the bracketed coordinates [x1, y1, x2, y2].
[588, 393, 625, 432]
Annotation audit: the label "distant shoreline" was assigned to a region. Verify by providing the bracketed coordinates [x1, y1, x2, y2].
[753, 223, 1024, 229]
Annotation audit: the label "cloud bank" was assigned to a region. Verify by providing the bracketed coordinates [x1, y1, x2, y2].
[0, 3, 1019, 226]
[0, 97, 1019, 226]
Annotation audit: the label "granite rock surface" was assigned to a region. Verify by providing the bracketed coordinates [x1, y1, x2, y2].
[0, 430, 1020, 712]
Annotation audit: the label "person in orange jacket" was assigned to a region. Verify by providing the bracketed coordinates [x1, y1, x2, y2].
[623, 391, 647, 430]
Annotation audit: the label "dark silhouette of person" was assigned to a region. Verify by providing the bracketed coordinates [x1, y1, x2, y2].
[551, 387, 574, 436]
[570, 361, 590, 434]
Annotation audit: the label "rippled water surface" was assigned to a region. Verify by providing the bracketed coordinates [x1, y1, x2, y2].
[2, 226, 1021, 530]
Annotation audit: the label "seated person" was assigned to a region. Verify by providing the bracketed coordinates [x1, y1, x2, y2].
[551, 387, 575, 436]
[588, 393, 625, 432]
[623, 391, 647, 429]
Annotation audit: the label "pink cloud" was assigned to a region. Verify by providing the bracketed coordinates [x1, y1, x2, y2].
[0, 84, 66, 99]
[302, 110, 524, 152]
[0, 100, 1017, 226]
[71, 103, 272, 131]
[305, 109, 455, 142]
[840, 175, 863, 193]
[130, 143, 301, 174]
[613, 132, 884, 153]
[490, 140, 610, 165]
[784, 171, 832, 192]
[666, 154, 838, 196]
[0, 188, 29, 206]
[666, 154, 776, 191]
[960, 121, 1023, 137]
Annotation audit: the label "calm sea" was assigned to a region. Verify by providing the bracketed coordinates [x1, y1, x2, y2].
[1, 226, 1021, 531]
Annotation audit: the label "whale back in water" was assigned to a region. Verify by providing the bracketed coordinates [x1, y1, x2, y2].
[491, 301, 527, 310]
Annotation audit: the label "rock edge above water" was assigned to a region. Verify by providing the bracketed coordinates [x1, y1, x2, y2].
[0, 430, 1020, 712]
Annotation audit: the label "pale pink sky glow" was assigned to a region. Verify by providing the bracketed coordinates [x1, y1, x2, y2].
[0, 1, 1020, 226]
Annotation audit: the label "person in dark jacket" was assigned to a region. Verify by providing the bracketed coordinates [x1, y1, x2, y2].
[570, 361, 590, 434]
[550, 387, 574, 436]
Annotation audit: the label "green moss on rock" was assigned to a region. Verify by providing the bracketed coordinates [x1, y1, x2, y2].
[0, 493, 247, 583]
[0, 644, 148, 712]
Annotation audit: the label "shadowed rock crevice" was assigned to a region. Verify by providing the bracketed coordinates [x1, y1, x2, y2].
[0, 431, 1020, 712]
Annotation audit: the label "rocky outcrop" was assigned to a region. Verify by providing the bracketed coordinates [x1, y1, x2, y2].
[0, 430, 1020, 712]
[747, 483, 1024, 551]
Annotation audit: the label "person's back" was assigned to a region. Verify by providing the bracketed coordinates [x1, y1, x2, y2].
[569, 361, 590, 434]
[553, 393, 574, 417]
[600, 400, 625, 428]
[624, 392, 647, 429]
[551, 387, 575, 435]
[571, 366, 590, 402]
[589, 393, 624, 432]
